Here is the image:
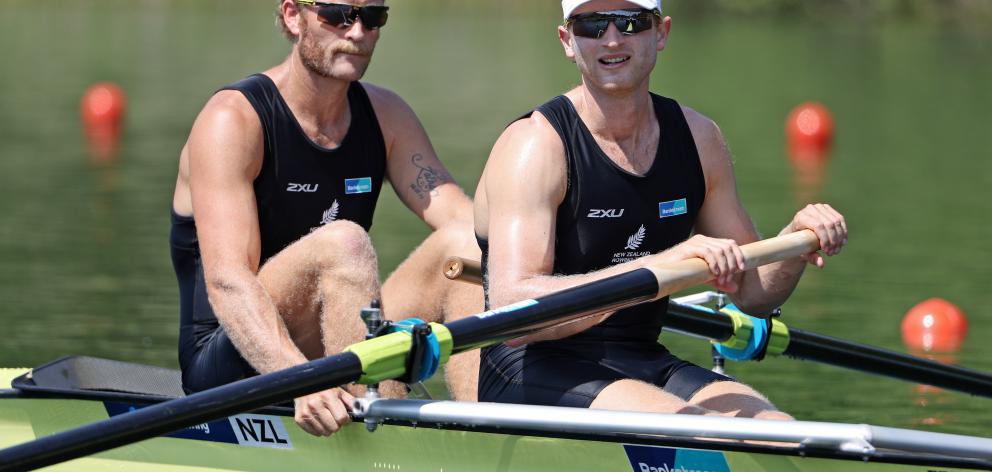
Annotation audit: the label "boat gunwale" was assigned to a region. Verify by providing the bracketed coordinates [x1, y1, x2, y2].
[2, 378, 990, 471]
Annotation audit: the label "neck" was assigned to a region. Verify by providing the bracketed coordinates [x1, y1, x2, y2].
[571, 80, 654, 142]
[269, 51, 352, 128]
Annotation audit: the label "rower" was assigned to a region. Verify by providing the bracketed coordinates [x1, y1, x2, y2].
[471, 0, 848, 417]
[169, 0, 483, 438]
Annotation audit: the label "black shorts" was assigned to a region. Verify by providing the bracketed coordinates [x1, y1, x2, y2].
[172, 210, 258, 394]
[181, 325, 258, 394]
[478, 339, 732, 408]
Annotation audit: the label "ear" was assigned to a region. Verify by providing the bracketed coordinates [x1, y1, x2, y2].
[282, 0, 304, 38]
[558, 25, 576, 62]
[656, 16, 672, 52]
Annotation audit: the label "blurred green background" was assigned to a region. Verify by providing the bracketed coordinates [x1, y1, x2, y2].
[0, 0, 990, 435]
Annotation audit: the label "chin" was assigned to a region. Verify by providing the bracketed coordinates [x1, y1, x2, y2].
[595, 79, 638, 94]
[326, 62, 370, 82]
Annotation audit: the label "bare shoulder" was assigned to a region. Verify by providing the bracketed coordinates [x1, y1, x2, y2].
[680, 105, 734, 187]
[187, 90, 264, 176]
[680, 105, 725, 153]
[481, 110, 567, 207]
[192, 90, 262, 143]
[491, 111, 564, 168]
[360, 81, 416, 123]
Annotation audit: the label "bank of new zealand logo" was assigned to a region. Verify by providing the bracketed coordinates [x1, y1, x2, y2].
[320, 200, 340, 225]
[625, 224, 646, 250]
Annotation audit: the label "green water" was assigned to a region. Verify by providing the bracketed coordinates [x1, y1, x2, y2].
[1, 1, 989, 436]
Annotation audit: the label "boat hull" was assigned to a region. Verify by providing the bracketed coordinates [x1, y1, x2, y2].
[1, 369, 985, 472]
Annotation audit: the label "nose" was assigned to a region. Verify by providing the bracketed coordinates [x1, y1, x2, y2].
[600, 21, 625, 47]
[343, 20, 368, 41]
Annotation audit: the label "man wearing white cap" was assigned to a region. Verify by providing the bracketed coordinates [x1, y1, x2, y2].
[472, 0, 848, 417]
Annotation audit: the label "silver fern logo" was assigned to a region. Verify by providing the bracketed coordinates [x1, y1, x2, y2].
[625, 224, 646, 250]
[320, 200, 340, 225]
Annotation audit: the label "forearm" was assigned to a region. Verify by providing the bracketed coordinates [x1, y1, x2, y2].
[206, 270, 308, 374]
[422, 183, 474, 230]
[489, 255, 660, 309]
[732, 220, 810, 314]
[728, 256, 805, 315]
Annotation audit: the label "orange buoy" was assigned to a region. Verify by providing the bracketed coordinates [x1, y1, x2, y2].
[901, 298, 968, 353]
[81, 82, 127, 165]
[786, 102, 834, 163]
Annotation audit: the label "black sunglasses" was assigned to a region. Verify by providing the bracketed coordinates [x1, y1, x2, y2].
[565, 9, 661, 39]
[296, 1, 389, 30]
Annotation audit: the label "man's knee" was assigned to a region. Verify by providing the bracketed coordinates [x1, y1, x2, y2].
[309, 221, 376, 261]
[690, 380, 788, 418]
[691, 380, 765, 402]
[755, 410, 794, 421]
[592, 379, 704, 414]
[429, 222, 479, 257]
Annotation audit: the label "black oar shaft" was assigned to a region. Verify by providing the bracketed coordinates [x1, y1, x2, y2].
[784, 329, 992, 397]
[0, 353, 363, 472]
[660, 302, 992, 399]
[448, 268, 660, 352]
[664, 302, 736, 341]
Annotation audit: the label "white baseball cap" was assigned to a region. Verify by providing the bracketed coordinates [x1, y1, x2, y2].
[562, 0, 661, 20]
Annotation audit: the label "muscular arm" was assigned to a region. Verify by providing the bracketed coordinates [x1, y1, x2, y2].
[187, 92, 309, 374]
[364, 84, 473, 229]
[687, 108, 844, 314]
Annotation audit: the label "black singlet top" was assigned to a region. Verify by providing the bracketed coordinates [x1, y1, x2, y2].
[171, 74, 386, 370]
[479, 93, 705, 344]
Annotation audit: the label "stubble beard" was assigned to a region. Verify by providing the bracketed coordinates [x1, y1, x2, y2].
[297, 16, 374, 81]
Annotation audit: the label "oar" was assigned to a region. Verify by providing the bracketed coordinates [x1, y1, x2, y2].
[444, 259, 992, 398]
[443, 255, 482, 285]
[0, 230, 820, 472]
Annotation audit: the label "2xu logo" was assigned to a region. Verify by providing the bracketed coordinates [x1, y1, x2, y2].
[287, 183, 319, 193]
[588, 208, 625, 218]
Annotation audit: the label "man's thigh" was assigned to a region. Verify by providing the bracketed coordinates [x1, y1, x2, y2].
[381, 222, 482, 323]
[380, 224, 483, 401]
[257, 221, 377, 357]
[688, 379, 792, 419]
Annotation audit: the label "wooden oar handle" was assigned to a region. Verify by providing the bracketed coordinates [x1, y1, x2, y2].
[441, 230, 820, 296]
[443, 256, 483, 285]
[648, 229, 820, 299]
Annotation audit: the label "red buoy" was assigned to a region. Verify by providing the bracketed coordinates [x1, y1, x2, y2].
[786, 102, 834, 163]
[81, 82, 127, 165]
[901, 298, 968, 353]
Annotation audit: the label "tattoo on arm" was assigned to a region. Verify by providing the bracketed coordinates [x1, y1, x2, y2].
[409, 153, 453, 200]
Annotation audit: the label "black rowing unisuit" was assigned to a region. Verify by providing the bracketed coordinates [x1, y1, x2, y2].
[545, 93, 704, 342]
[482, 93, 705, 343]
[170, 74, 386, 392]
[477, 94, 718, 407]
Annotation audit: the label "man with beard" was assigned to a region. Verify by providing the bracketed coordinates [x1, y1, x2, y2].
[170, 0, 482, 437]
[473, 0, 847, 418]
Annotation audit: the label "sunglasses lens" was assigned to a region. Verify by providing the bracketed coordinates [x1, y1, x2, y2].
[626, 16, 654, 34]
[359, 7, 388, 28]
[316, 4, 351, 27]
[571, 18, 610, 38]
